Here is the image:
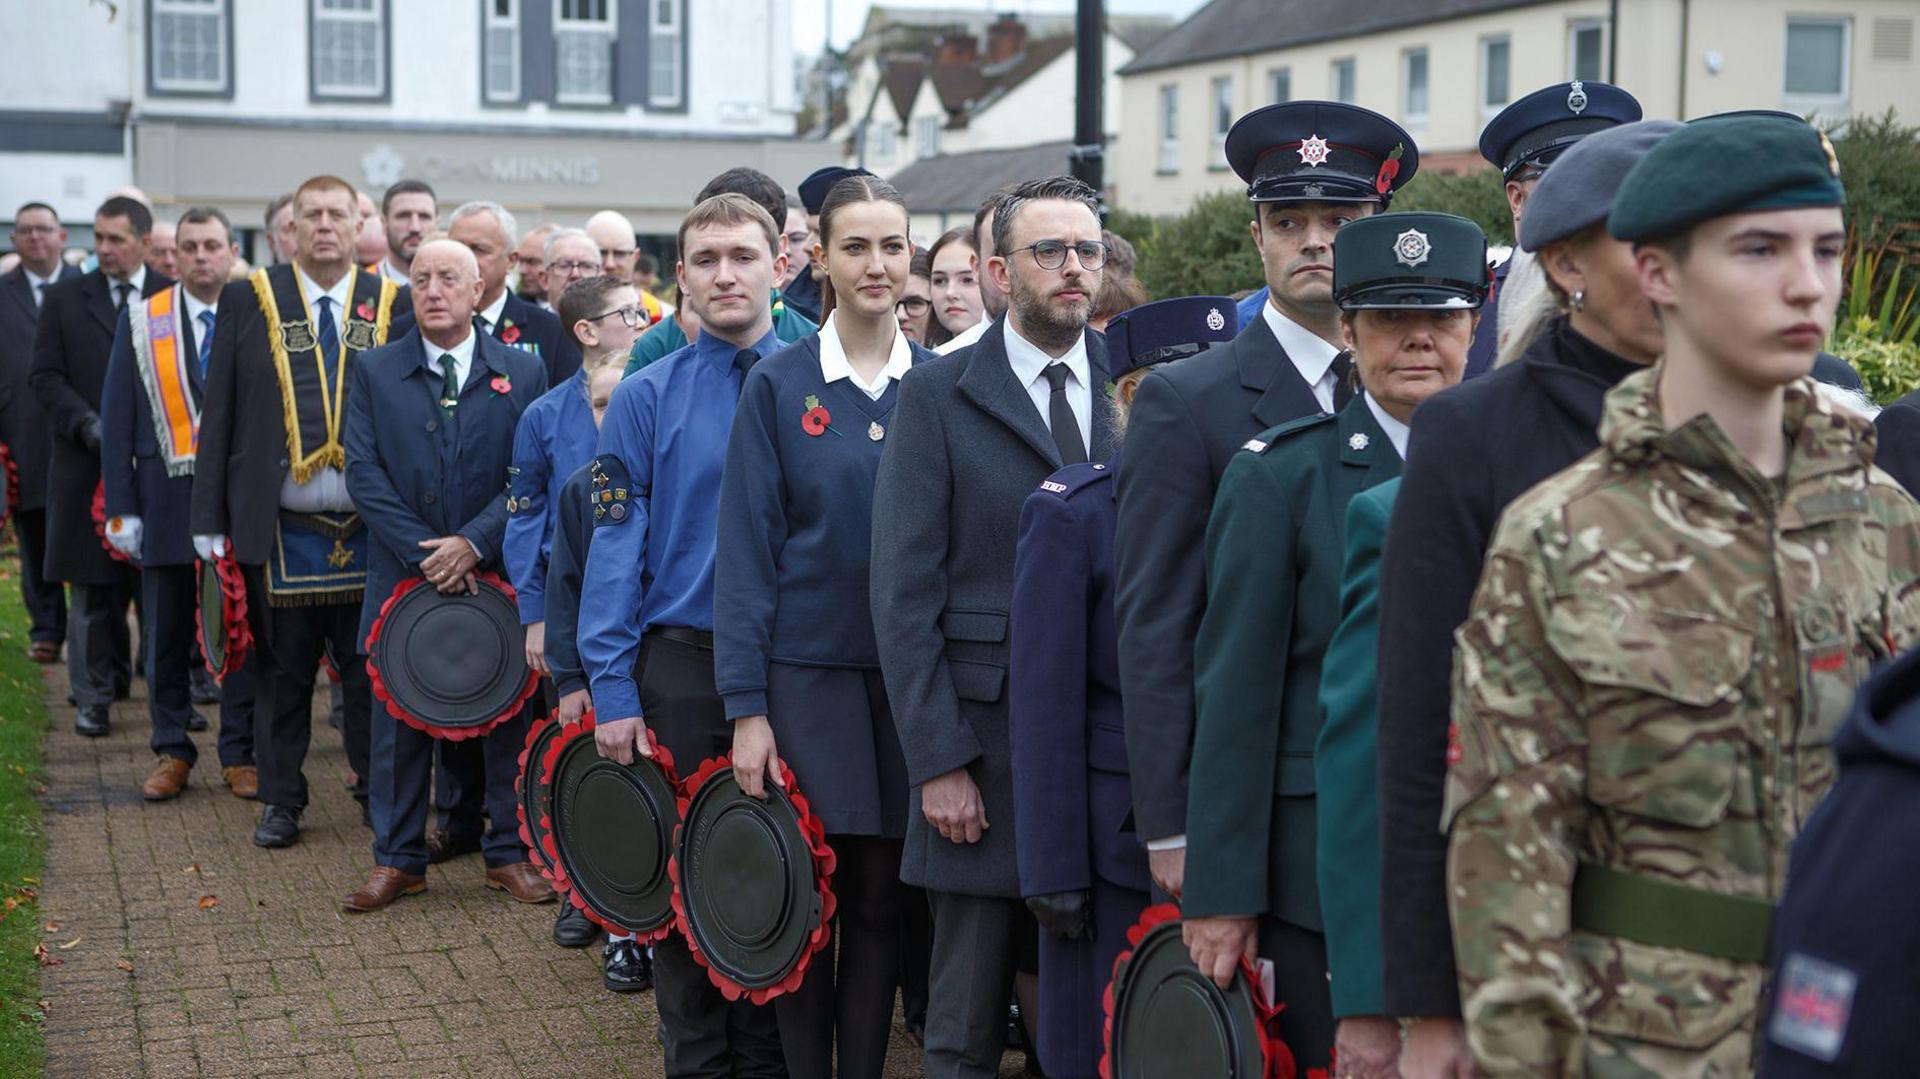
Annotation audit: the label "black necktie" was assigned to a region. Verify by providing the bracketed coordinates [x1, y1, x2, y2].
[1329, 350, 1355, 411]
[1042, 363, 1088, 466]
[733, 348, 759, 397]
[113, 282, 131, 310]
[316, 296, 340, 358]
[33, 281, 45, 310]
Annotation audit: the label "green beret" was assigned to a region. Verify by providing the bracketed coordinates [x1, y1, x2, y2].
[1608, 115, 1844, 242]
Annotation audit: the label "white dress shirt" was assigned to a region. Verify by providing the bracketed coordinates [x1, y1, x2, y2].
[1363, 392, 1411, 460]
[108, 265, 148, 307]
[817, 312, 913, 400]
[1002, 318, 1092, 454]
[24, 265, 62, 308]
[476, 291, 510, 335]
[279, 264, 360, 513]
[380, 257, 409, 283]
[1261, 301, 1342, 413]
[180, 288, 218, 355]
[428, 326, 480, 394]
[935, 315, 991, 356]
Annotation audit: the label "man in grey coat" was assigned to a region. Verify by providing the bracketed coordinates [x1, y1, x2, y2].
[871, 176, 1120, 1078]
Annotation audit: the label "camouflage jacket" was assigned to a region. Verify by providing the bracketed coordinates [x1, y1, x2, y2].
[1444, 369, 1920, 1077]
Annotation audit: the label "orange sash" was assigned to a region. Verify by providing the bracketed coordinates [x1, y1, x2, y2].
[128, 285, 200, 477]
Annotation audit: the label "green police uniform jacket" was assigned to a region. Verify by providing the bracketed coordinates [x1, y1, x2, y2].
[1186, 397, 1403, 929]
[1314, 477, 1399, 1019]
[1445, 369, 1920, 1076]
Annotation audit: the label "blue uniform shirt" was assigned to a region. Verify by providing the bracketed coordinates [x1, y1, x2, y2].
[503, 371, 600, 624]
[543, 463, 595, 697]
[579, 327, 785, 721]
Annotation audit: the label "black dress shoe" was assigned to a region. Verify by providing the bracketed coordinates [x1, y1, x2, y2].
[75, 705, 110, 737]
[189, 667, 220, 705]
[186, 711, 209, 732]
[603, 939, 653, 993]
[253, 804, 302, 848]
[113, 682, 131, 702]
[426, 827, 483, 864]
[554, 903, 598, 948]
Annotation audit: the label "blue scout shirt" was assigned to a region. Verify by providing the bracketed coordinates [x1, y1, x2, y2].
[543, 463, 595, 698]
[503, 371, 600, 624]
[579, 327, 786, 722]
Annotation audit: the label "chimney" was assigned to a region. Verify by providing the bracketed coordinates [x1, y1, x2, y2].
[935, 32, 979, 67]
[986, 15, 1028, 64]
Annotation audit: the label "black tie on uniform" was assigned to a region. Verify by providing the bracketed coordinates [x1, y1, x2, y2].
[1330, 349, 1356, 410]
[113, 281, 131, 310]
[1042, 363, 1088, 466]
[733, 348, 759, 398]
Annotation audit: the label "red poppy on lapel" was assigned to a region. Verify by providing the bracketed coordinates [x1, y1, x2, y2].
[490, 374, 512, 395]
[499, 321, 522, 345]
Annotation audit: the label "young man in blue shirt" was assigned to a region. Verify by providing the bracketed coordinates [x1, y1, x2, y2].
[578, 193, 790, 1078]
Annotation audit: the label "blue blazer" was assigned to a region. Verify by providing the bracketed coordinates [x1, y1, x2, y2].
[503, 372, 599, 624]
[344, 328, 548, 644]
[1009, 460, 1152, 900]
[544, 462, 594, 697]
[99, 296, 201, 566]
[393, 289, 580, 388]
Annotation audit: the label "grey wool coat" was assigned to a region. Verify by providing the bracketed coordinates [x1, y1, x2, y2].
[870, 319, 1120, 896]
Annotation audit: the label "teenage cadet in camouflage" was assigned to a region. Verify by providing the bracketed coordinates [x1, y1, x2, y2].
[1444, 115, 1920, 1076]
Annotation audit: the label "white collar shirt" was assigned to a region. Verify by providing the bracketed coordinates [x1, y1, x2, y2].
[1261, 300, 1342, 413]
[1003, 318, 1092, 454]
[295, 263, 355, 326]
[1363, 392, 1411, 460]
[24, 265, 61, 306]
[179, 287, 217, 338]
[381, 257, 409, 283]
[428, 327, 480, 394]
[935, 315, 991, 356]
[817, 312, 913, 401]
[279, 264, 358, 511]
[477, 291, 510, 334]
[108, 265, 148, 304]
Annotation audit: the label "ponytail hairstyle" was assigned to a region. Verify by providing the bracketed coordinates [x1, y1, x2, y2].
[815, 173, 910, 324]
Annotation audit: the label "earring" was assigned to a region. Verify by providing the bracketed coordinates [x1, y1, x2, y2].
[1569, 289, 1586, 312]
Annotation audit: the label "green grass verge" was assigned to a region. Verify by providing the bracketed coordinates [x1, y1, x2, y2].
[0, 568, 48, 1076]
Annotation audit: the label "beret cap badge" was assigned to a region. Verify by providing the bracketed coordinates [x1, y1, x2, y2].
[1393, 228, 1432, 269]
[1206, 308, 1226, 332]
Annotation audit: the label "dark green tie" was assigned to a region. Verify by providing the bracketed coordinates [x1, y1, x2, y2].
[439, 355, 460, 418]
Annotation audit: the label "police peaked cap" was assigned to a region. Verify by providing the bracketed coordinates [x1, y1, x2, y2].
[1225, 101, 1419, 205]
[1104, 296, 1239, 376]
[1478, 80, 1642, 179]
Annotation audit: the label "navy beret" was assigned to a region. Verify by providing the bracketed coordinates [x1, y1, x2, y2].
[1519, 119, 1681, 252]
[1478, 81, 1642, 178]
[1225, 101, 1418, 205]
[1104, 296, 1238, 376]
[797, 167, 874, 215]
[1609, 115, 1845, 243]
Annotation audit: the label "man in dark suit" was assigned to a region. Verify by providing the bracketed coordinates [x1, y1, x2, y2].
[0, 202, 77, 662]
[1111, 102, 1416, 901]
[30, 195, 162, 736]
[341, 238, 550, 911]
[871, 175, 1120, 1079]
[100, 206, 258, 801]
[192, 175, 401, 849]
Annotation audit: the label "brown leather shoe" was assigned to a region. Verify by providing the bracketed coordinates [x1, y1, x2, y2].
[142, 757, 192, 801]
[485, 862, 556, 904]
[222, 765, 259, 799]
[341, 867, 426, 912]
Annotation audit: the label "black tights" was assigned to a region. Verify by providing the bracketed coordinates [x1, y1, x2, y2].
[774, 833, 907, 1079]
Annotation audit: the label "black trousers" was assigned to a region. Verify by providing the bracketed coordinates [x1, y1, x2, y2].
[14, 509, 66, 644]
[1258, 918, 1336, 1071]
[244, 570, 371, 811]
[66, 575, 135, 707]
[900, 883, 931, 1032]
[639, 629, 784, 1079]
[431, 737, 486, 838]
[923, 890, 1031, 1079]
[142, 563, 254, 767]
[774, 834, 905, 1079]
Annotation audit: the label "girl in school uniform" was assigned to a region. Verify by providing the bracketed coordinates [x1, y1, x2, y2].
[714, 174, 935, 1079]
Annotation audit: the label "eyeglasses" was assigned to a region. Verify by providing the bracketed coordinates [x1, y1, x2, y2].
[589, 305, 645, 328]
[548, 260, 599, 276]
[895, 297, 931, 316]
[12, 225, 59, 237]
[1009, 239, 1108, 272]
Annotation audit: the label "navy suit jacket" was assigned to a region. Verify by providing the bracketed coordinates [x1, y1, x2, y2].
[393, 288, 579, 388]
[344, 327, 548, 644]
[99, 292, 205, 565]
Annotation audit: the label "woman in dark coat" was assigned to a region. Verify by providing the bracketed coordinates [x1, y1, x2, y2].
[713, 174, 934, 1079]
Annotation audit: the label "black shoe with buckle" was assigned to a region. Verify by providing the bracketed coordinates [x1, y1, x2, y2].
[603, 939, 653, 993]
[554, 903, 598, 948]
[75, 704, 110, 738]
[253, 804, 302, 848]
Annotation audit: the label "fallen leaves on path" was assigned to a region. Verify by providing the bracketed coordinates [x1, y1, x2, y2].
[197, 895, 219, 910]
[33, 942, 61, 966]
[57, 936, 81, 950]
[115, 960, 134, 972]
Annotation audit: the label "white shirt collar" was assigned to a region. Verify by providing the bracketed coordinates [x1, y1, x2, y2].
[1363, 392, 1411, 460]
[110, 265, 148, 295]
[934, 315, 991, 355]
[24, 264, 61, 293]
[294, 262, 355, 317]
[425, 326, 480, 391]
[1002, 317, 1090, 396]
[1260, 300, 1340, 393]
[381, 257, 409, 283]
[179, 285, 218, 328]
[478, 290, 510, 331]
[817, 312, 913, 400]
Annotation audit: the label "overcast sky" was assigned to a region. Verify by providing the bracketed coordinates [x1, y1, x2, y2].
[791, 0, 1209, 57]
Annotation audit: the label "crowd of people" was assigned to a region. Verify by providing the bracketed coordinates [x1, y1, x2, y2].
[1, 76, 1914, 1079]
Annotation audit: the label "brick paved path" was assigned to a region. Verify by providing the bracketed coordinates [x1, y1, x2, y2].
[32, 658, 948, 1077]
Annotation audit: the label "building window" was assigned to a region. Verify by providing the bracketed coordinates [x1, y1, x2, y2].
[1568, 19, 1606, 81]
[648, 0, 683, 108]
[1210, 76, 1233, 168]
[1481, 35, 1510, 117]
[150, 0, 229, 95]
[483, 0, 521, 103]
[1402, 47, 1429, 126]
[1784, 17, 1851, 105]
[312, 0, 386, 99]
[1158, 84, 1179, 173]
[556, 0, 615, 105]
[1269, 67, 1291, 104]
[866, 120, 897, 162]
[1331, 57, 1356, 103]
[916, 115, 940, 159]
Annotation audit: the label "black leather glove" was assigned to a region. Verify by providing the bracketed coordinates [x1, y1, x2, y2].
[1026, 889, 1092, 941]
[80, 415, 102, 453]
